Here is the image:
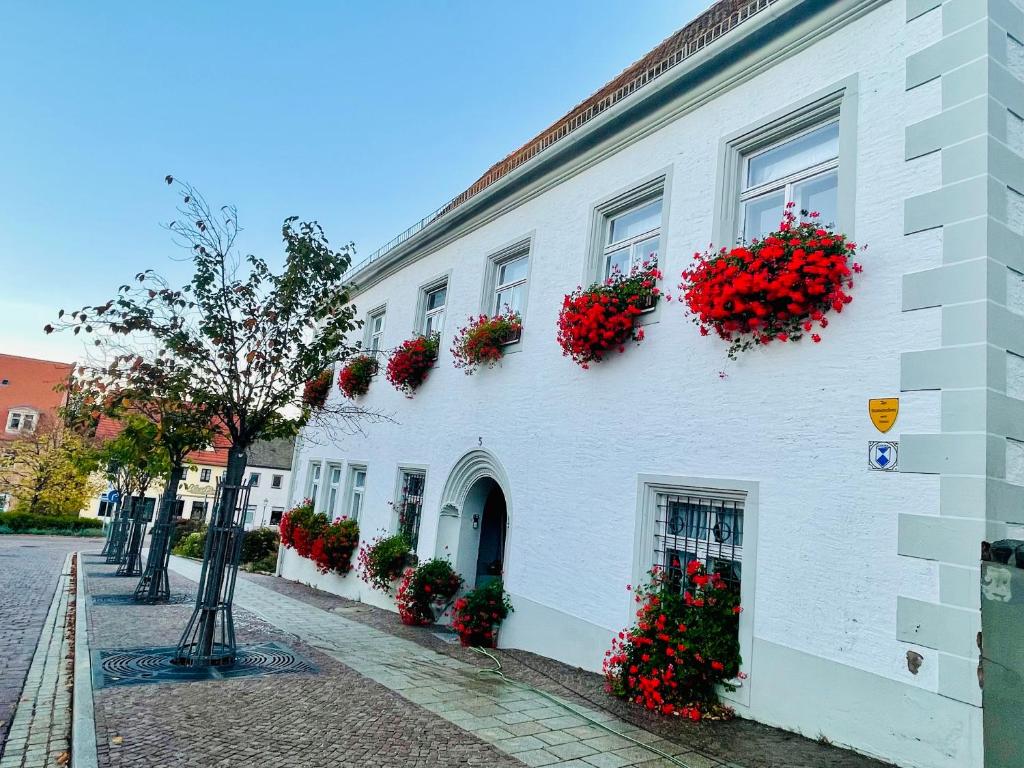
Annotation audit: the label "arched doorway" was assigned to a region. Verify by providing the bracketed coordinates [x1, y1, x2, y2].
[471, 479, 507, 587]
[434, 450, 512, 588]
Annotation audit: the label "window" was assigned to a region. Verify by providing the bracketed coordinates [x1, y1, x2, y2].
[740, 121, 839, 241]
[97, 500, 113, 517]
[200, 468, 211, 483]
[244, 505, 256, 526]
[173, 499, 185, 518]
[6, 408, 38, 434]
[345, 466, 366, 521]
[306, 462, 322, 510]
[421, 282, 447, 337]
[249, 472, 260, 487]
[396, 469, 426, 550]
[269, 507, 285, 525]
[326, 463, 343, 517]
[654, 491, 744, 590]
[366, 308, 386, 353]
[190, 501, 208, 520]
[271, 474, 283, 489]
[602, 197, 662, 280]
[493, 253, 529, 316]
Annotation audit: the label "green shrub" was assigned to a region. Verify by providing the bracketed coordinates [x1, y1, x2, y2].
[0, 512, 103, 534]
[241, 527, 279, 565]
[170, 518, 206, 550]
[173, 530, 207, 558]
[357, 534, 412, 591]
[243, 552, 279, 573]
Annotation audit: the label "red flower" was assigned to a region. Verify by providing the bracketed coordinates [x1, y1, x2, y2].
[450, 312, 522, 374]
[386, 334, 440, 396]
[338, 354, 379, 399]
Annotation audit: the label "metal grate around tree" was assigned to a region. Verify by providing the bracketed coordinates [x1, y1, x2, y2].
[654, 492, 744, 591]
[173, 480, 250, 667]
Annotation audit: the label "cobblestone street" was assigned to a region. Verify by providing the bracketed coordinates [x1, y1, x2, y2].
[0, 537, 100, 759]
[1, 543, 891, 768]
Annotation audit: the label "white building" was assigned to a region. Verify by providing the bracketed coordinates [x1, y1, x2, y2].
[243, 438, 294, 529]
[282, 2, 1024, 766]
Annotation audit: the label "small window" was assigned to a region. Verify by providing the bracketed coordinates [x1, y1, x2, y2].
[190, 501, 208, 520]
[244, 505, 256, 526]
[249, 472, 260, 487]
[5, 408, 38, 434]
[271, 474, 283, 489]
[367, 309, 386, 353]
[396, 469, 426, 550]
[345, 466, 366, 521]
[173, 499, 185, 518]
[269, 507, 285, 525]
[740, 121, 839, 240]
[654, 491, 744, 590]
[494, 253, 529, 315]
[307, 462, 323, 510]
[421, 283, 447, 337]
[325, 463, 343, 517]
[602, 197, 662, 281]
[200, 468, 211, 483]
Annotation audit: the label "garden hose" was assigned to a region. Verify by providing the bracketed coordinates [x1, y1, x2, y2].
[467, 646, 696, 768]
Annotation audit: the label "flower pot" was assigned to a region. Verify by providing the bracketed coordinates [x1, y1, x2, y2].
[498, 326, 522, 345]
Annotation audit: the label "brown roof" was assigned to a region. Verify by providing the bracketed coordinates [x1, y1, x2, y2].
[449, 0, 763, 213]
[0, 353, 74, 440]
[353, 0, 773, 275]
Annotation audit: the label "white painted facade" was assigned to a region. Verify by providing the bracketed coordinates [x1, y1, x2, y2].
[280, 2, 1024, 766]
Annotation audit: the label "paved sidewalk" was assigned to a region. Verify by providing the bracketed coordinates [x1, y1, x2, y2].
[169, 556, 721, 768]
[0, 554, 73, 768]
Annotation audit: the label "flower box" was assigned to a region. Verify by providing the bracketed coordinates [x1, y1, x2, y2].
[498, 325, 522, 345]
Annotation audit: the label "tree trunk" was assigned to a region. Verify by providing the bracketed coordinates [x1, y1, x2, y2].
[175, 447, 249, 666]
[134, 463, 184, 602]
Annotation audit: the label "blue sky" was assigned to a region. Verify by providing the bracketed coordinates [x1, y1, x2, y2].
[0, 1, 707, 363]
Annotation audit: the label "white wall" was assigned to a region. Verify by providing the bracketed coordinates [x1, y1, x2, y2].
[283, 4, 981, 766]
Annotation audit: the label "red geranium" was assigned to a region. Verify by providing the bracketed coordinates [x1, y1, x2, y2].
[556, 262, 661, 369]
[450, 578, 513, 647]
[301, 369, 332, 409]
[681, 204, 862, 358]
[278, 500, 326, 559]
[395, 558, 463, 626]
[450, 312, 522, 374]
[309, 517, 360, 575]
[337, 354, 378, 399]
[386, 333, 440, 396]
[603, 563, 742, 720]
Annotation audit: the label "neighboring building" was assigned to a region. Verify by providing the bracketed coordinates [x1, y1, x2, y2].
[242, 437, 295, 529]
[83, 416, 231, 523]
[281, 2, 1020, 767]
[0, 352, 75, 510]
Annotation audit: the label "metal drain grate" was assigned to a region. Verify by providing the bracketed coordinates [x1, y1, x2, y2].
[94, 642, 317, 688]
[91, 593, 195, 606]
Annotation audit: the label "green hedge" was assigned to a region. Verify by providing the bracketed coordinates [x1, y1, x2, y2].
[0, 512, 104, 535]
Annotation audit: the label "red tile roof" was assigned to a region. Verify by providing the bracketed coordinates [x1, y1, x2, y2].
[94, 414, 232, 468]
[0, 353, 74, 440]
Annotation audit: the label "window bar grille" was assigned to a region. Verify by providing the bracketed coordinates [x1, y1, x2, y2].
[398, 472, 426, 550]
[654, 493, 744, 591]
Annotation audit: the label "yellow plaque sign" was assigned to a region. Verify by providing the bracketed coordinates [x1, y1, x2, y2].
[869, 398, 899, 433]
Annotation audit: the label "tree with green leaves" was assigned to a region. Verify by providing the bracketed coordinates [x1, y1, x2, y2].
[48, 178, 379, 665]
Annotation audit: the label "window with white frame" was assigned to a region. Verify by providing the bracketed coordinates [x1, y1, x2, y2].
[269, 506, 284, 525]
[740, 121, 839, 241]
[325, 463, 343, 517]
[306, 462, 322, 509]
[396, 469, 426, 550]
[249, 472, 260, 487]
[653, 490, 744, 591]
[271, 474, 283, 489]
[601, 196, 662, 281]
[493, 252, 529, 315]
[366, 309, 386, 353]
[6, 408, 38, 434]
[200, 468, 211, 483]
[421, 282, 447, 337]
[345, 465, 366, 520]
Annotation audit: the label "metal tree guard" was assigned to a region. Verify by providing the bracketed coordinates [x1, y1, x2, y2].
[134, 469, 183, 603]
[173, 480, 250, 667]
[105, 498, 133, 565]
[116, 500, 147, 577]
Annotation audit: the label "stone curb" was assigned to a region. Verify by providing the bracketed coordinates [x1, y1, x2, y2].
[71, 553, 97, 768]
